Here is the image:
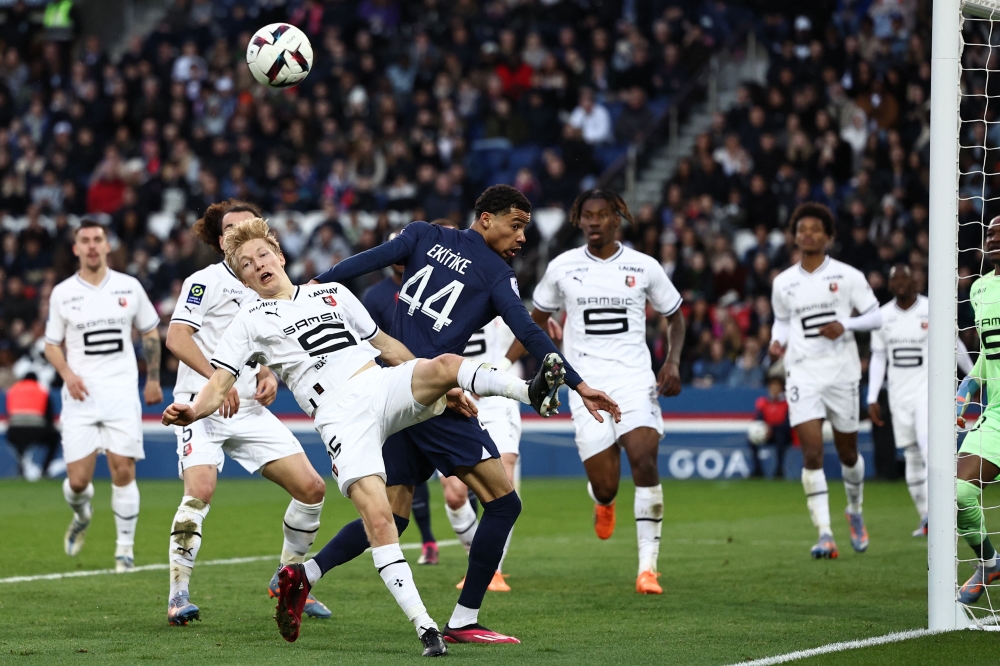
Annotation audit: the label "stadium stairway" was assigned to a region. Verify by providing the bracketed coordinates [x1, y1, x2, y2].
[626, 42, 770, 211]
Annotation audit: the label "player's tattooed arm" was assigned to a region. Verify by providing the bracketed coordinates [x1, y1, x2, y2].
[657, 309, 685, 397]
[141, 330, 164, 405]
[162, 368, 237, 426]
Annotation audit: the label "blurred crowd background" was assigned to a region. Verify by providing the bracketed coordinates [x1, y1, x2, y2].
[0, 0, 944, 392]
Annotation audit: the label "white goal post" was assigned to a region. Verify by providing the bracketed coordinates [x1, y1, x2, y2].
[929, 0, 999, 632]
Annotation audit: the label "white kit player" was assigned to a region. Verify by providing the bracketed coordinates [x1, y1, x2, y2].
[769, 203, 882, 560]
[441, 317, 523, 593]
[163, 200, 331, 626]
[44, 220, 163, 571]
[161, 217, 567, 656]
[867, 263, 974, 537]
[507, 190, 686, 595]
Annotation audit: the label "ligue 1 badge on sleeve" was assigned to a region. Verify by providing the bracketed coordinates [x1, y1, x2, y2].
[510, 277, 520, 297]
[187, 284, 206, 305]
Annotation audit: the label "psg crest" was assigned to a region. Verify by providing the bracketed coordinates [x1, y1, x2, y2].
[625, 275, 636, 287]
[323, 295, 337, 307]
[118, 297, 128, 307]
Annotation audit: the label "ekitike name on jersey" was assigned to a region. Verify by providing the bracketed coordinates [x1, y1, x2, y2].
[426, 244, 472, 274]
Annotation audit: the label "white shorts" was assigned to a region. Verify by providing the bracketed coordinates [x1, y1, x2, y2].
[314, 361, 444, 496]
[474, 395, 522, 456]
[175, 402, 303, 477]
[785, 366, 860, 433]
[568, 370, 663, 462]
[60, 385, 143, 464]
[890, 390, 927, 452]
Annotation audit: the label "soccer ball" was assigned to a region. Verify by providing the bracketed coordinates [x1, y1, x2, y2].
[246, 23, 313, 89]
[747, 420, 771, 445]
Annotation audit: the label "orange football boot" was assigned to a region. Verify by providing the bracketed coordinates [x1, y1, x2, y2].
[594, 501, 616, 539]
[636, 571, 663, 594]
[488, 572, 511, 592]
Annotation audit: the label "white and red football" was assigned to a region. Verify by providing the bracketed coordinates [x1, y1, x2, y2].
[246, 23, 313, 89]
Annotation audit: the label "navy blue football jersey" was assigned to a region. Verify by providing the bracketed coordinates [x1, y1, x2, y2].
[316, 221, 582, 387]
[361, 276, 400, 333]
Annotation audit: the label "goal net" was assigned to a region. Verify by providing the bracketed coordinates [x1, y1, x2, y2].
[933, 0, 1000, 631]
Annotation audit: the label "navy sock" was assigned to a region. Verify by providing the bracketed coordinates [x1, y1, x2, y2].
[412, 482, 436, 544]
[314, 514, 410, 576]
[457, 491, 521, 610]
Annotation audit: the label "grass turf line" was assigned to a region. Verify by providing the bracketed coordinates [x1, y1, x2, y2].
[0, 477, 976, 664]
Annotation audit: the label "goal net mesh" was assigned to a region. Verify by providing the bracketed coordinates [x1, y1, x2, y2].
[959, 7, 1000, 627]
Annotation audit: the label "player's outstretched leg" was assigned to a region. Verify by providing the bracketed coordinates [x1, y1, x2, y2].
[802, 469, 838, 559]
[167, 495, 208, 625]
[267, 498, 331, 619]
[904, 444, 928, 537]
[62, 478, 93, 556]
[412, 482, 439, 565]
[958, 479, 1000, 604]
[446, 353, 566, 417]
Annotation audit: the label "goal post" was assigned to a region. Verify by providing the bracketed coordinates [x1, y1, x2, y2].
[929, 0, 998, 632]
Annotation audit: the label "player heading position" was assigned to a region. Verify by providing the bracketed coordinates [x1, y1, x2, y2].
[955, 216, 1000, 605]
[45, 220, 163, 571]
[506, 190, 686, 594]
[164, 200, 331, 626]
[769, 203, 882, 559]
[868, 264, 973, 537]
[295, 185, 619, 644]
[161, 217, 564, 656]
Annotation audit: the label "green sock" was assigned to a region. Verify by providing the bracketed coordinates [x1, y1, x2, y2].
[958, 479, 994, 561]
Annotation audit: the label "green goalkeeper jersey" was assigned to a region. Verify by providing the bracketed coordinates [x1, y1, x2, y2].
[971, 271, 1000, 414]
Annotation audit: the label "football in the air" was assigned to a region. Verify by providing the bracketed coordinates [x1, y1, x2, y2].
[246, 23, 313, 89]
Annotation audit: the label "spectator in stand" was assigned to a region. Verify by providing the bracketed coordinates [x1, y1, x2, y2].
[728, 337, 765, 388]
[568, 87, 613, 145]
[615, 87, 655, 144]
[692, 338, 733, 388]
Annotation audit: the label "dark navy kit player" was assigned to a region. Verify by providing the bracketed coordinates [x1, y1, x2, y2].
[280, 185, 620, 645]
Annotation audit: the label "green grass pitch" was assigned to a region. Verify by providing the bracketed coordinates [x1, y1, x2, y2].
[0, 477, 996, 665]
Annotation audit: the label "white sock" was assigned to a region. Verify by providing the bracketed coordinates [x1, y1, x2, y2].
[63, 478, 94, 523]
[635, 485, 664, 574]
[588, 482, 613, 506]
[904, 445, 928, 520]
[169, 496, 210, 598]
[842, 458, 865, 514]
[449, 603, 479, 629]
[456, 359, 529, 403]
[304, 558, 323, 586]
[372, 543, 436, 636]
[802, 468, 832, 537]
[111, 480, 140, 548]
[497, 527, 513, 573]
[446, 499, 479, 554]
[281, 499, 323, 565]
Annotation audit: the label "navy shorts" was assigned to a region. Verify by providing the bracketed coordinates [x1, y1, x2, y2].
[383, 408, 501, 486]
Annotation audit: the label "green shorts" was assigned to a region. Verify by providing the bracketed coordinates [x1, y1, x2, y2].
[960, 411, 1000, 469]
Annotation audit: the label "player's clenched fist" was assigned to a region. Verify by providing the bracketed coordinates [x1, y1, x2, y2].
[162, 402, 197, 427]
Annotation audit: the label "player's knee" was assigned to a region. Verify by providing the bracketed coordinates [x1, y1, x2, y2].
[300, 476, 326, 504]
[630, 456, 659, 484]
[487, 489, 521, 521]
[958, 479, 982, 510]
[444, 488, 467, 510]
[590, 482, 617, 505]
[68, 477, 90, 494]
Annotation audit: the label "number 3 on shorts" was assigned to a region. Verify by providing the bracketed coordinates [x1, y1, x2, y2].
[788, 386, 799, 402]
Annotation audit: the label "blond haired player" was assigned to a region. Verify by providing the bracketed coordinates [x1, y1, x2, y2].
[161, 217, 568, 656]
[45, 220, 163, 571]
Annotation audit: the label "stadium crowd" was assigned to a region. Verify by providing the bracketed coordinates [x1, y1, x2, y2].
[0, 0, 938, 391]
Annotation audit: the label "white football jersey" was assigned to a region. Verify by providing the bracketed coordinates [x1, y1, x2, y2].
[870, 295, 929, 401]
[771, 257, 879, 380]
[170, 262, 259, 401]
[531, 243, 682, 373]
[462, 317, 516, 365]
[44, 270, 160, 387]
[211, 283, 380, 415]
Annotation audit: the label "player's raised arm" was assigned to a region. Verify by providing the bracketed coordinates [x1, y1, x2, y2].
[312, 222, 423, 284]
[162, 367, 237, 426]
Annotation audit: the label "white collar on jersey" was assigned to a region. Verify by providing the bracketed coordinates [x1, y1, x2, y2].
[797, 256, 831, 277]
[584, 242, 624, 263]
[220, 260, 239, 280]
[74, 270, 111, 291]
[893, 295, 921, 313]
